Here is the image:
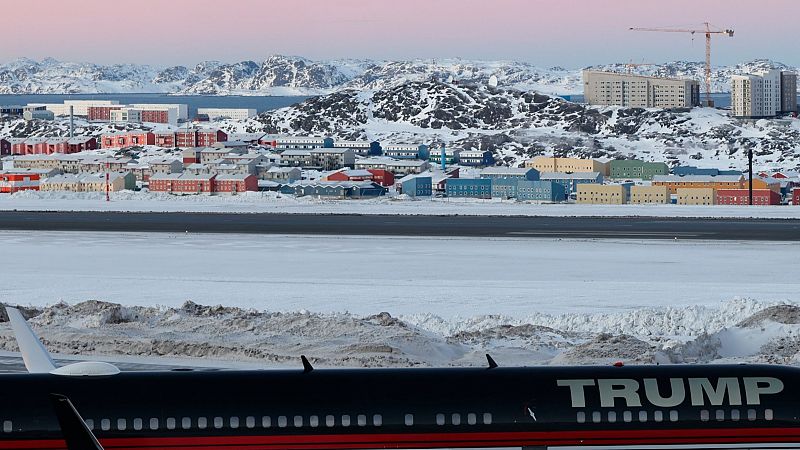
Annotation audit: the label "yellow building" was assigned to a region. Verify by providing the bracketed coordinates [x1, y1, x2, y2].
[630, 185, 670, 204]
[525, 156, 609, 176]
[677, 188, 716, 205]
[577, 184, 627, 204]
[652, 175, 743, 195]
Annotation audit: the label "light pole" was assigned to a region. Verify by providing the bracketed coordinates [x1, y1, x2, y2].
[748, 148, 753, 206]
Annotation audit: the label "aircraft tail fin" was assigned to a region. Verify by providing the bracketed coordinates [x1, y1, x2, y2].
[6, 307, 56, 373]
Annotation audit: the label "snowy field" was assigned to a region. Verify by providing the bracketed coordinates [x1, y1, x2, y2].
[1, 190, 800, 218]
[1, 231, 799, 368]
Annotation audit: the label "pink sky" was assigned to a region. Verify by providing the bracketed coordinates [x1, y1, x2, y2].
[3, 0, 798, 67]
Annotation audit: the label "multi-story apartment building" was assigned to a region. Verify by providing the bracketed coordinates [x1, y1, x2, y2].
[526, 156, 609, 176]
[196, 108, 256, 121]
[583, 70, 700, 108]
[731, 69, 782, 118]
[781, 72, 798, 114]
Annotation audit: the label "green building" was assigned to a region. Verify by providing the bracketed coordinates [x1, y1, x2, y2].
[609, 160, 669, 180]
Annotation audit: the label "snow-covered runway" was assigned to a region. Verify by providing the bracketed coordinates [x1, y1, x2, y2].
[2, 231, 797, 318]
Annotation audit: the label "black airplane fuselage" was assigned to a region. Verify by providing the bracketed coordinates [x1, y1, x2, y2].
[1, 364, 799, 450]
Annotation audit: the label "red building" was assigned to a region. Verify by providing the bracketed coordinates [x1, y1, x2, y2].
[67, 137, 98, 153]
[794, 188, 800, 206]
[154, 131, 176, 148]
[717, 189, 781, 205]
[215, 174, 258, 193]
[325, 169, 375, 183]
[141, 110, 170, 124]
[0, 172, 40, 193]
[367, 169, 394, 186]
[101, 132, 155, 148]
[197, 129, 227, 147]
[181, 148, 202, 164]
[87, 106, 122, 121]
[149, 173, 216, 194]
[0, 138, 9, 156]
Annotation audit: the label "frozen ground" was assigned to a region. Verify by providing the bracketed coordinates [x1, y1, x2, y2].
[0, 231, 798, 368]
[1, 190, 800, 218]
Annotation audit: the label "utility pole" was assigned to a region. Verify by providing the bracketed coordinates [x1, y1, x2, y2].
[748, 148, 753, 206]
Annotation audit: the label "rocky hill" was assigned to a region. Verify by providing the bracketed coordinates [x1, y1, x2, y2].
[245, 80, 800, 171]
[1, 56, 797, 96]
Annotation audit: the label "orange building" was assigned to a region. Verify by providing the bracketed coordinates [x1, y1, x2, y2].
[746, 177, 781, 193]
[652, 175, 744, 194]
[0, 172, 40, 193]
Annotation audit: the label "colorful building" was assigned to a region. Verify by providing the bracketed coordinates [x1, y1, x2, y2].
[717, 189, 781, 205]
[609, 160, 669, 180]
[458, 150, 495, 167]
[445, 178, 492, 199]
[577, 184, 627, 204]
[526, 156, 609, 176]
[400, 175, 433, 197]
[214, 174, 258, 194]
[149, 173, 216, 194]
[630, 185, 670, 204]
[101, 131, 156, 148]
[652, 175, 744, 194]
[0, 172, 40, 193]
[677, 188, 717, 205]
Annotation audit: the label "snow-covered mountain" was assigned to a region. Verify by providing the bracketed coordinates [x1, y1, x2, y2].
[1, 56, 797, 95]
[241, 79, 800, 172]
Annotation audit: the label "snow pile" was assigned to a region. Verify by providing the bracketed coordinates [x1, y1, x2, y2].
[1, 299, 798, 368]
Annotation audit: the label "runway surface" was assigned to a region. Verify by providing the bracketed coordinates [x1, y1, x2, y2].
[0, 211, 799, 240]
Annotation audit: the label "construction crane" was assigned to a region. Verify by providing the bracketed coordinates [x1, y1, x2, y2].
[629, 22, 734, 107]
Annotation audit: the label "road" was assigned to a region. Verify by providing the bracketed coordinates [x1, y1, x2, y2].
[0, 211, 799, 240]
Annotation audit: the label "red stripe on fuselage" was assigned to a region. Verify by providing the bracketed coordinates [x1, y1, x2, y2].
[2, 427, 800, 450]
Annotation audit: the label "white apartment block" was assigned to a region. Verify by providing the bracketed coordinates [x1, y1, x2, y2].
[583, 70, 700, 108]
[30, 100, 120, 116]
[731, 69, 784, 118]
[197, 108, 257, 121]
[110, 108, 142, 123]
[130, 103, 188, 121]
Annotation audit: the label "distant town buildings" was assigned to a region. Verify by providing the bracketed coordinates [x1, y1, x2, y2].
[582, 70, 700, 108]
[731, 69, 797, 118]
[197, 108, 257, 121]
[526, 156, 609, 176]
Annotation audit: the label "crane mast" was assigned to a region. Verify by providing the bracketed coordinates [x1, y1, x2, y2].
[629, 22, 734, 107]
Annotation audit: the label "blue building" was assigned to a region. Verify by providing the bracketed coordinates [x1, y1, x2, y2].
[539, 171, 603, 199]
[446, 178, 492, 199]
[400, 175, 432, 197]
[458, 150, 495, 167]
[383, 144, 429, 160]
[516, 180, 566, 202]
[672, 166, 743, 177]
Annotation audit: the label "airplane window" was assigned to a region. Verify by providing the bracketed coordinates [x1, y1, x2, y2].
[405, 414, 414, 426]
[483, 413, 492, 425]
[373, 415, 382, 426]
[293, 416, 303, 427]
[608, 411, 617, 423]
[85, 419, 94, 430]
[592, 412, 601, 423]
[623, 411, 632, 423]
[576, 412, 585, 423]
[182, 417, 191, 429]
[639, 411, 647, 422]
[101, 419, 111, 431]
[341, 415, 351, 427]
[452, 413, 461, 425]
[467, 413, 476, 425]
[357, 415, 367, 426]
[669, 411, 678, 422]
[309, 416, 319, 427]
[117, 418, 127, 430]
[700, 410, 709, 422]
[214, 417, 223, 429]
[166, 418, 176, 430]
[149, 418, 158, 430]
[325, 415, 335, 427]
[653, 411, 662, 422]
[133, 418, 143, 431]
[198, 417, 207, 429]
[262, 417, 271, 428]
[765, 409, 774, 421]
[436, 414, 445, 426]
[731, 410, 740, 421]
[715, 410, 724, 421]
[231, 417, 240, 429]
[278, 416, 287, 428]
[246, 416, 256, 428]
[748, 409, 757, 421]
[3, 421, 11, 433]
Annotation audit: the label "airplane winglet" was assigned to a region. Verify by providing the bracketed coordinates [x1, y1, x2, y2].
[486, 354, 498, 369]
[301, 355, 314, 373]
[49, 394, 105, 450]
[6, 307, 56, 373]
